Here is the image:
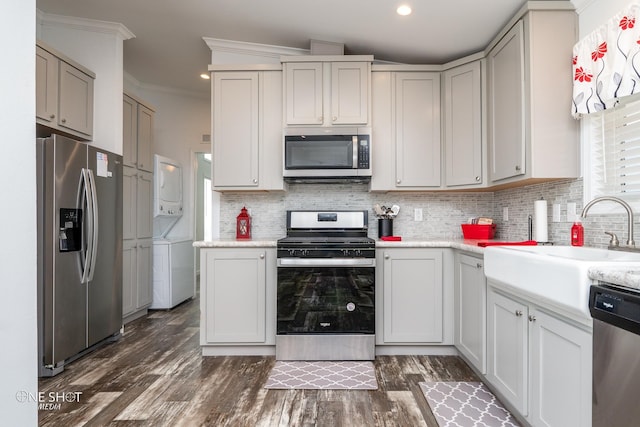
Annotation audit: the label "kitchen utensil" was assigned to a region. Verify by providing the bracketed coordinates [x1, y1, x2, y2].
[374, 204, 384, 217]
[390, 205, 400, 217]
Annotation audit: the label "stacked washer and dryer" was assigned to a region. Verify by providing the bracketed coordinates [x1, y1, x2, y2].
[151, 155, 195, 309]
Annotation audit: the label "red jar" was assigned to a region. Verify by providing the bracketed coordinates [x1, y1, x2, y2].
[571, 221, 584, 246]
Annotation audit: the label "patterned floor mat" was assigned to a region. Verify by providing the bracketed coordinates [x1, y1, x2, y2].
[419, 382, 520, 427]
[264, 361, 378, 390]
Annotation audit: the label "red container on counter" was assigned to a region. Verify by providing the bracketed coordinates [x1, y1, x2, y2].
[461, 224, 496, 239]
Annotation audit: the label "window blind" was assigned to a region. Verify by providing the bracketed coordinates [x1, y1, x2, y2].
[589, 97, 640, 199]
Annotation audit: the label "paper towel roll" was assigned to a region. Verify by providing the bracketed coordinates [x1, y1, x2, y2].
[534, 199, 548, 242]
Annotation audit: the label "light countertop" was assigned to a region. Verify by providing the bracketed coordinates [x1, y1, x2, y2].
[193, 238, 490, 254]
[589, 266, 640, 291]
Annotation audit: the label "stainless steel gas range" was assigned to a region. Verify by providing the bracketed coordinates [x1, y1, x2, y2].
[276, 210, 375, 360]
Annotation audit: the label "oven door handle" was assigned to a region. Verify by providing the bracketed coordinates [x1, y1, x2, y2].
[277, 258, 376, 268]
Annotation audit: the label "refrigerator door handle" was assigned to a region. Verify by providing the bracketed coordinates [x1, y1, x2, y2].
[86, 169, 99, 282]
[80, 169, 92, 284]
[80, 168, 97, 283]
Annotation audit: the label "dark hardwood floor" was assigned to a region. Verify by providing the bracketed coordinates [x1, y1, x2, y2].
[38, 295, 479, 426]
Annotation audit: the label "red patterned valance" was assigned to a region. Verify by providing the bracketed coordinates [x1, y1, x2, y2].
[572, 3, 640, 117]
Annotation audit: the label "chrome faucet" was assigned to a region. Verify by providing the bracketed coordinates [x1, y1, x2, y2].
[581, 196, 635, 247]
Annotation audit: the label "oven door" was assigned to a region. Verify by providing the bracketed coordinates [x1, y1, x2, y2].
[276, 258, 375, 335]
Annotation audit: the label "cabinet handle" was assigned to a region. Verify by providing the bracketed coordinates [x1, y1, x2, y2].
[475, 176, 481, 182]
[528, 315, 536, 322]
[385, 254, 390, 259]
[396, 179, 401, 184]
[515, 165, 521, 171]
[253, 179, 258, 184]
[260, 253, 265, 259]
[332, 116, 337, 121]
[49, 114, 55, 119]
[515, 310, 523, 317]
[61, 118, 67, 123]
[318, 117, 323, 123]
[476, 263, 483, 269]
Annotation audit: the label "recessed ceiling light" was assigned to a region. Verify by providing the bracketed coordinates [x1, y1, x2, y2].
[200, 73, 210, 80]
[397, 5, 412, 16]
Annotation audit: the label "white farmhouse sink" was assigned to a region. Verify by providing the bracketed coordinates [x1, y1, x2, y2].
[483, 245, 640, 319]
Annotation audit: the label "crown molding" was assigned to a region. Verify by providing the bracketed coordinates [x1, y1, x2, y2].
[203, 37, 308, 61]
[38, 10, 135, 40]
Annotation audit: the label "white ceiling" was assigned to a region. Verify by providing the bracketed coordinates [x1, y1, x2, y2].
[36, 0, 567, 96]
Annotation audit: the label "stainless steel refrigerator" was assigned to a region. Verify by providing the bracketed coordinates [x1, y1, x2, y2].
[37, 134, 123, 377]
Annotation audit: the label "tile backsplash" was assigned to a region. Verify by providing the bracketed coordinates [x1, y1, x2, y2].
[219, 178, 636, 248]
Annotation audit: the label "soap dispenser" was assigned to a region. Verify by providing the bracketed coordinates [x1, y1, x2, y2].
[571, 220, 584, 246]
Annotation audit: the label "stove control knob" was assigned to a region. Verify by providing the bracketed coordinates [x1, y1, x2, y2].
[346, 302, 356, 312]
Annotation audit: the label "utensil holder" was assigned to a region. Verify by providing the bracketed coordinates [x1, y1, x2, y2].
[378, 218, 393, 238]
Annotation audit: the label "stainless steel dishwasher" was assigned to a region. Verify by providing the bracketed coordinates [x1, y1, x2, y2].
[589, 283, 640, 427]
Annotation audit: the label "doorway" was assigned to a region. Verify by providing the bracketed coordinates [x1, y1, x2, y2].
[194, 152, 213, 275]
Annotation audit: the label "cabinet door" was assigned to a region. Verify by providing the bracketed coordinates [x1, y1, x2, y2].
[136, 239, 153, 309]
[395, 72, 441, 188]
[444, 61, 483, 187]
[331, 62, 369, 125]
[137, 104, 154, 172]
[122, 240, 137, 317]
[488, 20, 525, 182]
[36, 46, 58, 125]
[212, 72, 259, 187]
[382, 249, 443, 343]
[136, 171, 153, 239]
[487, 287, 528, 416]
[529, 309, 592, 427]
[58, 62, 94, 137]
[122, 95, 137, 168]
[370, 71, 394, 191]
[202, 249, 266, 343]
[285, 62, 323, 125]
[122, 166, 137, 240]
[260, 71, 285, 191]
[454, 253, 486, 373]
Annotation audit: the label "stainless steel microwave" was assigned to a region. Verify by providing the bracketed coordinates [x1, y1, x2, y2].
[283, 127, 371, 179]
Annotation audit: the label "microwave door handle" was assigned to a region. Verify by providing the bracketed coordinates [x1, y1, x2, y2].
[352, 136, 358, 169]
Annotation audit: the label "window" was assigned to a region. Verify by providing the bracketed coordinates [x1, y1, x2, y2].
[584, 93, 640, 213]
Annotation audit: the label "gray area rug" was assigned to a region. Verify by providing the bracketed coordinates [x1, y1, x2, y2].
[264, 361, 378, 390]
[419, 382, 520, 427]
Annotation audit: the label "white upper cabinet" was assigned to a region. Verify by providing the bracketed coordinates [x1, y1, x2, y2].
[487, 8, 579, 186]
[123, 94, 154, 172]
[284, 62, 323, 125]
[443, 60, 484, 188]
[283, 56, 372, 127]
[36, 42, 95, 141]
[212, 69, 284, 191]
[371, 70, 441, 191]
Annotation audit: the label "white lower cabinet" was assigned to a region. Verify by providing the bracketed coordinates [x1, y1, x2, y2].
[486, 283, 592, 426]
[122, 238, 153, 318]
[454, 252, 486, 374]
[200, 248, 276, 345]
[377, 248, 444, 344]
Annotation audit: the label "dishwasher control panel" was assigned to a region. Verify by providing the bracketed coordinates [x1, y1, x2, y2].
[590, 284, 640, 334]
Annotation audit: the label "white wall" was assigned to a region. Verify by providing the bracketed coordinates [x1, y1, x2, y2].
[1, 1, 38, 424]
[125, 80, 211, 239]
[38, 13, 134, 155]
